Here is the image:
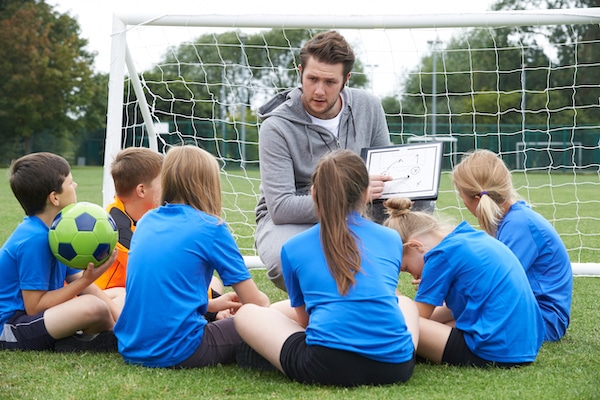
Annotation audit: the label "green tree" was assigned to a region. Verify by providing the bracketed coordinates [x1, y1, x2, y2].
[0, 0, 96, 161]
[137, 29, 367, 121]
[384, 1, 600, 135]
[76, 73, 109, 165]
[131, 29, 367, 160]
[492, 0, 600, 125]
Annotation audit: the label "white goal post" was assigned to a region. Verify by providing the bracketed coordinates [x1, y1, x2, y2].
[104, 8, 600, 275]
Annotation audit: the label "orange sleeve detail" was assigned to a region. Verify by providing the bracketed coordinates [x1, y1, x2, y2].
[94, 244, 129, 290]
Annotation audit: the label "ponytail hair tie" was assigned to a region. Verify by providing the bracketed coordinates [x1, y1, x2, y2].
[479, 191, 488, 197]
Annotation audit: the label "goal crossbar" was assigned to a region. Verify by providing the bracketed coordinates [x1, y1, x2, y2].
[113, 8, 600, 29]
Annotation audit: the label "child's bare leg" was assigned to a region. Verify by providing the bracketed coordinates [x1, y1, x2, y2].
[270, 299, 297, 321]
[209, 276, 224, 294]
[103, 287, 126, 314]
[430, 304, 455, 326]
[234, 303, 304, 372]
[44, 295, 114, 339]
[398, 295, 420, 350]
[417, 317, 452, 364]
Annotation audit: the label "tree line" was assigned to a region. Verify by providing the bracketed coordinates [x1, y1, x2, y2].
[1, 0, 598, 165]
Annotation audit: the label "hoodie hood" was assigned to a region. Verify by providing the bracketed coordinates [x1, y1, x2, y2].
[258, 88, 310, 124]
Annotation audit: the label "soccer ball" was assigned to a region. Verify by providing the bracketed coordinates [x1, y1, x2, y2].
[48, 202, 118, 269]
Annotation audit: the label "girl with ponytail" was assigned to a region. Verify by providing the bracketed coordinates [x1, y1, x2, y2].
[452, 149, 572, 342]
[235, 150, 418, 387]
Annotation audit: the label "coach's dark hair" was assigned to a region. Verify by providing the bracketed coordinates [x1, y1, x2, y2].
[300, 30, 355, 78]
[9, 152, 71, 216]
[312, 149, 369, 296]
[111, 147, 164, 197]
[161, 145, 222, 220]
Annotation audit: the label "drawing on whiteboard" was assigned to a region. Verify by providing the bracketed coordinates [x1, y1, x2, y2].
[361, 141, 443, 200]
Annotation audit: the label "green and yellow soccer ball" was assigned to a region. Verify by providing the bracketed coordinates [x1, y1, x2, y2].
[49, 202, 118, 269]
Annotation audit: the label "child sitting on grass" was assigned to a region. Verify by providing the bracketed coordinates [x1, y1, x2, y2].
[0, 152, 120, 351]
[114, 145, 269, 368]
[234, 150, 419, 387]
[452, 149, 572, 342]
[384, 197, 544, 367]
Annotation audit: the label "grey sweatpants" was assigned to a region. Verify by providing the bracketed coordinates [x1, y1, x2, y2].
[255, 213, 313, 291]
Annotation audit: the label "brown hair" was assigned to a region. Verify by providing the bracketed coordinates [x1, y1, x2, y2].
[9, 152, 71, 216]
[111, 147, 164, 197]
[383, 198, 445, 243]
[452, 149, 518, 236]
[161, 145, 222, 219]
[312, 150, 369, 295]
[299, 30, 355, 78]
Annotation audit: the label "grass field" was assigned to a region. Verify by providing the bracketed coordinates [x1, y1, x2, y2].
[0, 167, 599, 399]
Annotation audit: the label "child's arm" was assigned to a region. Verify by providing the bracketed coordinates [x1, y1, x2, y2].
[294, 305, 309, 329]
[232, 279, 270, 308]
[21, 250, 117, 316]
[207, 291, 242, 314]
[416, 301, 435, 319]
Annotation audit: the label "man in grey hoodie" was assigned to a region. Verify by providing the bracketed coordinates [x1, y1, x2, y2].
[255, 30, 392, 291]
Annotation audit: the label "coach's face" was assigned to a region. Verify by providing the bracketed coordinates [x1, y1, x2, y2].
[299, 56, 349, 120]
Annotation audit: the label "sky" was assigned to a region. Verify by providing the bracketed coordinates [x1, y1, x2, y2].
[46, 0, 496, 95]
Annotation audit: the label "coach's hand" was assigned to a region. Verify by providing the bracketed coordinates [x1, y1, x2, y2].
[368, 174, 392, 201]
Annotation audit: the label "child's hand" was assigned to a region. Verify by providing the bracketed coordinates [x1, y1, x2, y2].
[81, 248, 118, 282]
[208, 291, 242, 315]
[411, 278, 421, 291]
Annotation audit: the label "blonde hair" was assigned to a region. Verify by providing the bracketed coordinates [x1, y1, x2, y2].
[452, 149, 518, 236]
[312, 150, 369, 296]
[383, 198, 444, 243]
[161, 145, 222, 219]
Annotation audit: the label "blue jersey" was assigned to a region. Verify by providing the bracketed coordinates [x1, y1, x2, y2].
[282, 212, 415, 364]
[498, 201, 572, 342]
[415, 221, 544, 363]
[114, 204, 252, 368]
[0, 216, 78, 326]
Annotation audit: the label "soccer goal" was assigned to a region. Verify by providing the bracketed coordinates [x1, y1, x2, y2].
[104, 8, 600, 274]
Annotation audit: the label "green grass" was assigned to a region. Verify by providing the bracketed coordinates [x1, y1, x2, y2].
[1, 167, 599, 399]
[1, 167, 598, 261]
[0, 273, 599, 399]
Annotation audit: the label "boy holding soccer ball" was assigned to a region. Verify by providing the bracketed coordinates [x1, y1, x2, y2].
[0, 152, 120, 351]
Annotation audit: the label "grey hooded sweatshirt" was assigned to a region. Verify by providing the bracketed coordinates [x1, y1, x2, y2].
[255, 86, 390, 227]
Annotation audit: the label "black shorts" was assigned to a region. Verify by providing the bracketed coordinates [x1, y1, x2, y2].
[280, 331, 415, 387]
[442, 328, 532, 368]
[171, 318, 242, 369]
[0, 311, 55, 351]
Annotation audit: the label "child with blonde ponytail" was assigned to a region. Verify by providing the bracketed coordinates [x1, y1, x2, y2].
[452, 149, 572, 342]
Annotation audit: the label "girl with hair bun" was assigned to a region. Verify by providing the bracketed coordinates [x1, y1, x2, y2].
[235, 150, 419, 387]
[452, 149, 572, 342]
[384, 198, 544, 367]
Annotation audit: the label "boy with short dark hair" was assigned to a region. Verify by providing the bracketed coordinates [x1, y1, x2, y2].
[0, 152, 119, 351]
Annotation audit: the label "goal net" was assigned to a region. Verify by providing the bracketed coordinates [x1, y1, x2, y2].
[105, 8, 600, 273]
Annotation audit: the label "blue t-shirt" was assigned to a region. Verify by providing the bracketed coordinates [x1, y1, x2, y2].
[114, 203, 252, 368]
[0, 216, 78, 326]
[282, 212, 415, 364]
[415, 221, 544, 363]
[497, 200, 572, 342]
